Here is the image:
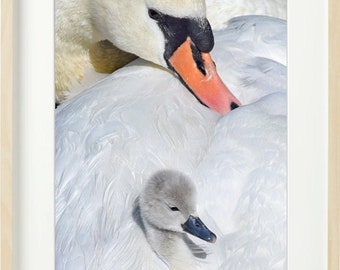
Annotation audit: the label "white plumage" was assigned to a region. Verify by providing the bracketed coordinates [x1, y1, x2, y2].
[206, 0, 286, 30]
[55, 0, 286, 106]
[56, 15, 287, 269]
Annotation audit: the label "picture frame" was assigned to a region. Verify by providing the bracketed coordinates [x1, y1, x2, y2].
[328, 1, 340, 268]
[1, 0, 338, 269]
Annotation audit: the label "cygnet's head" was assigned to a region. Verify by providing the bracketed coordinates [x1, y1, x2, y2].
[139, 170, 216, 243]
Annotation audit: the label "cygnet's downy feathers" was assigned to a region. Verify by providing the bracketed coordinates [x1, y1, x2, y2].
[138, 170, 216, 269]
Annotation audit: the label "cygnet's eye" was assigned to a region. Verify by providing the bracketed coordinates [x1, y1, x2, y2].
[170, 206, 180, 211]
[148, 9, 162, 21]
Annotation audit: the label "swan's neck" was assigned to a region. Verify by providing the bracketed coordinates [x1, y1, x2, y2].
[145, 224, 194, 270]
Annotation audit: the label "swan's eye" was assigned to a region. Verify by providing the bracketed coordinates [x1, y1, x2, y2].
[148, 9, 162, 21]
[170, 206, 179, 211]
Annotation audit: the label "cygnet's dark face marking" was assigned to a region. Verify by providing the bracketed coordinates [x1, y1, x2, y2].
[182, 215, 217, 243]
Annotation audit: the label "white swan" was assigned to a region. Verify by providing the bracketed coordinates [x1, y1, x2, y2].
[55, 0, 241, 114]
[55, 15, 287, 269]
[137, 170, 216, 270]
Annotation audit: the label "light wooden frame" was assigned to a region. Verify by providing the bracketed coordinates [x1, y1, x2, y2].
[1, 0, 338, 269]
[329, 0, 340, 268]
[1, 0, 13, 269]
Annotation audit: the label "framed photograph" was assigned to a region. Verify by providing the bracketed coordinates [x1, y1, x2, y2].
[1, 0, 338, 269]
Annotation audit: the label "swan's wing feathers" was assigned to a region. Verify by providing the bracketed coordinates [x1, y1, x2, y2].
[56, 15, 287, 269]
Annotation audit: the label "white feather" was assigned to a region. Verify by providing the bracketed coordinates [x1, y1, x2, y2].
[55, 0, 286, 102]
[206, 0, 286, 30]
[56, 15, 287, 269]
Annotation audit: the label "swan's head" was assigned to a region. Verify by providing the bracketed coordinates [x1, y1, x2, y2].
[139, 170, 216, 243]
[89, 0, 241, 114]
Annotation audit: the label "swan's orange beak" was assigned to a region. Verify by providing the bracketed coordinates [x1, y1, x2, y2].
[169, 37, 241, 114]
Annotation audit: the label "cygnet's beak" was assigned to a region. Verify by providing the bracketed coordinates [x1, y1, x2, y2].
[168, 37, 241, 114]
[181, 215, 217, 243]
